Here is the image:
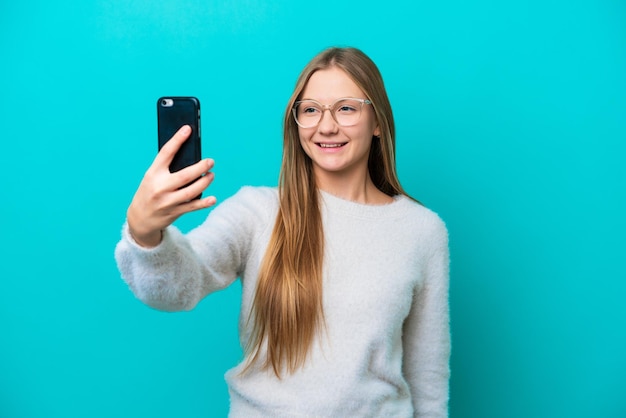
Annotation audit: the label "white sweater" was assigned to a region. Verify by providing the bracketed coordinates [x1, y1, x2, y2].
[115, 186, 450, 417]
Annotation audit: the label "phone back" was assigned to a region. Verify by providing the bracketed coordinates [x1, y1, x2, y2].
[157, 97, 201, 173]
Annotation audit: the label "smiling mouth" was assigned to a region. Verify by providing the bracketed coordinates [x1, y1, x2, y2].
[317, 142, 347, 148]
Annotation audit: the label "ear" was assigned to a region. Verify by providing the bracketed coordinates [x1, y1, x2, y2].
[373, 125, 381, 138]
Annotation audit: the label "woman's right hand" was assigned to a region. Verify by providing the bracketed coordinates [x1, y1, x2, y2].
[126, 125, 217, 248]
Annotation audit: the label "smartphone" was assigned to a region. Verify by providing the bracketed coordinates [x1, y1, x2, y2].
[157, 96, 202, 198]
[157, 96, 201, 173]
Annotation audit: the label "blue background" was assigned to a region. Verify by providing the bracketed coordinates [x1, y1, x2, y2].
[1, 1, 624, 417]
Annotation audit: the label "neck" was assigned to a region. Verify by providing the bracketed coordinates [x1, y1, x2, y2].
[314, 168, 392, 205]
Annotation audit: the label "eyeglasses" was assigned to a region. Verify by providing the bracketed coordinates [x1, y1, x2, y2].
[292, 97, 372, 128]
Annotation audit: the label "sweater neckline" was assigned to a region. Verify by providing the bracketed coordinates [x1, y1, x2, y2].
[319, 189, 407, 220]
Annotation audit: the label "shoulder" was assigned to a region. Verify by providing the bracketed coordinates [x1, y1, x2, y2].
[190, 186, 278, 243]
[396, 196, 449, 247]
[219, 185, 278, 206]
[234, 185, 278, 204]
[211, 186, 278, 222]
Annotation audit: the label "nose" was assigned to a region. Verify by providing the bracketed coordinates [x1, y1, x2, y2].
[318, 108, 338, 134]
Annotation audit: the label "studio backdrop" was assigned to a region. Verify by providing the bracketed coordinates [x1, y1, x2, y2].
[1, 1, 624, 417]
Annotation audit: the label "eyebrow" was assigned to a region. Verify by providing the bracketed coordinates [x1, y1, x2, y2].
[297, 97, 359, 103]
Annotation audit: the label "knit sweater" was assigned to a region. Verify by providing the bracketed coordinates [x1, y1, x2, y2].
[115, 186, 450, 418]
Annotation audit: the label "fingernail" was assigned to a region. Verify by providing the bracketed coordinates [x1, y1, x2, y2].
[181, 125, 191, 134]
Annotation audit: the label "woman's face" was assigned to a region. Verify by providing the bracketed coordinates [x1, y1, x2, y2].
[297, 67, 380, 183]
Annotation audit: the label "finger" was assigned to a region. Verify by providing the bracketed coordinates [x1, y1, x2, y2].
[172, 171, 215, 203]
[173, 195, 218, 218]
[171, 158, 214, 190]
[152, 125, 192, 169]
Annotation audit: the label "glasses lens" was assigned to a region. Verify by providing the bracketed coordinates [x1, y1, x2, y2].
[294, 101, 322, 128]
[333, 99, 363, 127]
[293, 99, 367, 128]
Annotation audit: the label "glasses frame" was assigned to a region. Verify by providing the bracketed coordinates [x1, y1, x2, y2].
[292, 97, 373, 128]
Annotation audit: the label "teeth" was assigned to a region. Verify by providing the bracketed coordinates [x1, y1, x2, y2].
[320, 143, 344, 148]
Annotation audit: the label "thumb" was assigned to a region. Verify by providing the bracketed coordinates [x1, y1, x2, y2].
[152, 125, 192, 170]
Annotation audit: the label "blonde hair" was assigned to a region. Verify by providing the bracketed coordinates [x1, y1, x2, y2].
[246, 47, 411, 377]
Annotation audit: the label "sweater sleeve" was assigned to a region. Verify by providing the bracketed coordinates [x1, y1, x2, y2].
[402, 217, 451, 418]
[114, 186, 274, 312]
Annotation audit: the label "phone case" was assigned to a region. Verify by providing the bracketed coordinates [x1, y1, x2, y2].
[157, 96, 201, 173]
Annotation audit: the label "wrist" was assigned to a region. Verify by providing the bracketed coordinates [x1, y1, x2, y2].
[128, 225, 163, 248]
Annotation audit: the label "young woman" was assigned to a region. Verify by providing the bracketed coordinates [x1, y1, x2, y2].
[115, 47, 450, 417]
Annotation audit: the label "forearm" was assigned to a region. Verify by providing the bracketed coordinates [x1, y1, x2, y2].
[114, 186, 275, 312]
[404, 299, 451, 417]
[115, 222, 230, 311]
[404, 224, 451, 417]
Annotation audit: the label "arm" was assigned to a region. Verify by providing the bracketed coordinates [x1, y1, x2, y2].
[114, 125, 255, 311]
[114, 223, 233, 312]
[125, 125, 216, 248]
[115, 186, 269, 311]
[402, 220, 451, 418]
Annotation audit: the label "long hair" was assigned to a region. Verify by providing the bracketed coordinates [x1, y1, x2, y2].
[245, 47, 411, 377]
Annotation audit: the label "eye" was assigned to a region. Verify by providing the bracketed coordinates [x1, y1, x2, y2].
[302, 106, 320, 114]
[297, 101, 321, 116]
[337, 105, 357, 113]
[335, 99, 360, 114]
